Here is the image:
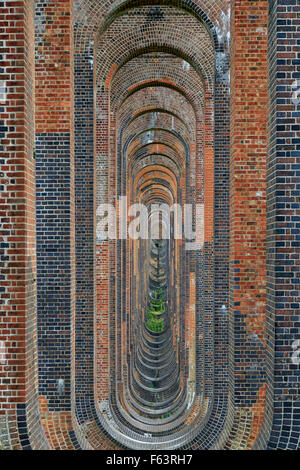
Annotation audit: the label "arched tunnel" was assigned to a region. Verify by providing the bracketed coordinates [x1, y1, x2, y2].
[89, 3, 223, 448]
[93, 30, 216, 445]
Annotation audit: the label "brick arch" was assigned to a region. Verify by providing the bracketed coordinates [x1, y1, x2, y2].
[84, 0, 215, 443]
[131, 155, 181, 181]
[116, 81, 201, 201]
[110, 53, 207, 104]
[95, 7, 214, 88]
[111, 80, 204, 442]
[117, 87, 197, 139]
[123, 113, 192, 151]
[128, 142, 186, 168]
[134, 167, 178, 197]
[126, 109, 188, 132]
[73, 0, 260, 452]
[74, 0, 230, 52]
[111, 56, 205, 128]
[125, 128, 188, 164]
[139, 185, 175, 206]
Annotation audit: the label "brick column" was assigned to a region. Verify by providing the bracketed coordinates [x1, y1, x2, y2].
[35, 0, 74, 412]
[74, 51, 95, 410]
[214, 51, 230, 397]
[96, 89, 110, 401]
[0, 0, 47, 449]
[195, 117, 205, 397]
[203, 86, 215, 400]
[229, 0, 268, 446]
[266, 0, 300, 450]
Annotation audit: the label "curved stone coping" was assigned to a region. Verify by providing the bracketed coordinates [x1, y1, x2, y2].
[100, 388, 216, 448]
[131, 368, 180, 395]
[124, 386, 186, 419]
[127, 382, 186, 414]
[134, 352, 178, 377]
[134, 364, 179, 391]
[113, 394, 189, 434]
[134, 369, 179, 393]
[141, 329, 172, 348]
[135, 351, 177, 375]
[134, 357, 178, 381]
[138, 338, 174, 358]
[129, 375, 182, 409]
[143, 321, 171, 338]
[123, 388, 188, 424]
[136, 344, 176, 366]
[127, 386, 183, 416]
[140, 336, 174, 358]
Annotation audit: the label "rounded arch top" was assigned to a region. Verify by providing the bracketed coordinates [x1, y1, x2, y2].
[93, 8, 215, 88]
[74, 0, 230, 53]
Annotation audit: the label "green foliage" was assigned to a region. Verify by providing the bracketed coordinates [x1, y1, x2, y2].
[145, 287, 166, 332]
[146, 317, 164, 332]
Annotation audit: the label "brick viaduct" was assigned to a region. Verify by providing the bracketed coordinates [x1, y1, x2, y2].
[0, 0, 299, 450]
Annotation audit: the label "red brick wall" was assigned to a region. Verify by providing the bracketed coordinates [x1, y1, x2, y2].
[230, 0, 268, 445]
[0, 0, 35, 413]
[35, 0, 74, 134]
[96, 90, 110, 401]
[0, 0, 49, 449]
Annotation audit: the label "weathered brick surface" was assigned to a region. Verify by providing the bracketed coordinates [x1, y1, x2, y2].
[228, 0, 268, 448]
[0, 0, 298, 451]
[266, 0, 300, 450]
[35, 0, 75, 415]
[0, 0, 47, 450]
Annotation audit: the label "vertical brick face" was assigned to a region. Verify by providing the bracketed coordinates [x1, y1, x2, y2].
[35, 0, 74, 412]
[0, 0, 49, 450]
[96, 90, 110, 401]
[230, 0, 268, 439]
[74, 53, 95, 403]
[266, 0, 300, 450]
[35, 0, 74, 133]
[0, 0, 35, 413]
[214, 53, 230, 396]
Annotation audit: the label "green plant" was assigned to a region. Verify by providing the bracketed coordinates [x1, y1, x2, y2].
[146, 317, 165, 333]
[146, 285, 166, 331]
